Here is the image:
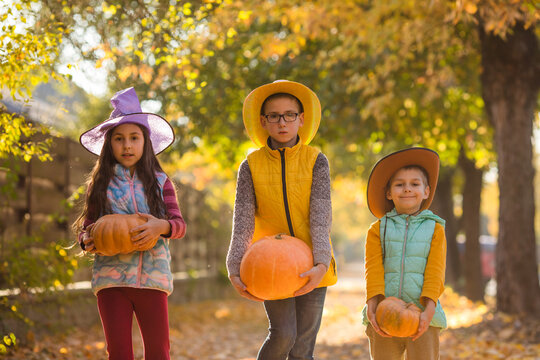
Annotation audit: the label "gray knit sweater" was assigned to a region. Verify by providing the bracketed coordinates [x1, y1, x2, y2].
[226, 153, 332, 277]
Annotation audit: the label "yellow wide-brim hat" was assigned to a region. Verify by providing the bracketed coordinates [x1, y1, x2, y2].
[367, 147, 440, 218]
[243, 80, 321, 147]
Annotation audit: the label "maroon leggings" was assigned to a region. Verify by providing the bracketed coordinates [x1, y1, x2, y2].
[97, 287, 170, 360]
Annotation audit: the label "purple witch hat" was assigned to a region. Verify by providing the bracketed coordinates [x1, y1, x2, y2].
[79, 87, 175, 155]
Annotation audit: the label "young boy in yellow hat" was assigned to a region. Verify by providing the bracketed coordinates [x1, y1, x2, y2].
[362, 147, 447, 360]
[226, 80, 337, 359]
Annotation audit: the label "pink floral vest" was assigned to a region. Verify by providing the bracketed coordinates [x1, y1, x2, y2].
[91, 164, 173, 295]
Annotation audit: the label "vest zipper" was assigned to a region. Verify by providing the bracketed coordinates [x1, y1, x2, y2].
[278, 149, 295, 237]
[126, 169, 144, 288]
[398, 215, 410, 298]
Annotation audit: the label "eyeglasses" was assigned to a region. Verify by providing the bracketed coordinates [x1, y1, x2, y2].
[263, 112, 299, 123]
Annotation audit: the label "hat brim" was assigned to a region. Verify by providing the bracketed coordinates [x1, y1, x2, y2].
[243, 81, 321, 147]
[367, 148, 440, 218]
[79, 113, 175, 156]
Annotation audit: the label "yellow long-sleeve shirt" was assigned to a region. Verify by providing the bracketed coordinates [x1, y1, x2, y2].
[364, 220, 447, 304]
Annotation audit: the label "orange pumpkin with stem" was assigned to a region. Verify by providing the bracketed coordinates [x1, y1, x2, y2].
[240, 233, 313, 300]
[91, 214, 159, 256]
[375, 297, 421, 337]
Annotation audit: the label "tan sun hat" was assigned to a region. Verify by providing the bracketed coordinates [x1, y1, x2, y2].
[243, 80, 321, 147]
[366, 148, 440, 218]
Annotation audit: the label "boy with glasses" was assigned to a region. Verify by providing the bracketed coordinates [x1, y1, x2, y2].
[226, 80, 337, 359]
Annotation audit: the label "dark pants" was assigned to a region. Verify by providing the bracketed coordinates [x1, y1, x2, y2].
[257, 287, 327, 360]
[97, 287, 170, 360]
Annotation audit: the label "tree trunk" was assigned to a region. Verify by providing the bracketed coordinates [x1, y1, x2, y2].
[459, 151, 484, 302]
[431, 168, 461, 288]
[480, 22, 540, 315]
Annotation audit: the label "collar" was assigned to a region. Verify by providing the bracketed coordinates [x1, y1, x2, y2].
[385, 208, 445, 225]
[114, 163, 137, 181]
[263, 136, 302, 159]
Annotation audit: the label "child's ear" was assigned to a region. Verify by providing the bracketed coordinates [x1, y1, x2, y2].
[386, 190, 393, 200]
[298, 112, 304, 127]
[423, 185, 430, 199]
[259, 115, 267, 129]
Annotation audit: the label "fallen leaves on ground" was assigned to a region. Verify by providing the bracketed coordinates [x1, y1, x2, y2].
[439, 287, 539, 359]
[2, 267, 539, 359]
[440, 306, 540, 360]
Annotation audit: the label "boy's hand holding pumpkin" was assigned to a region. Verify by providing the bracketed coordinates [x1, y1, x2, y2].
[229, 275, 264, 302]
[412, 297, 436, 341]
[294, 263, 327, 297]
[367, 295, 392, 337]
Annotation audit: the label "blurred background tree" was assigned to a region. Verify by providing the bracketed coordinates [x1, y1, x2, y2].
[0, 0, 80, 291]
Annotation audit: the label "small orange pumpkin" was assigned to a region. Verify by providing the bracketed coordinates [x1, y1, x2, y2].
[91, 214, 158, 256]
[375, 297, 421, 337]
[240, 233, 313, 300]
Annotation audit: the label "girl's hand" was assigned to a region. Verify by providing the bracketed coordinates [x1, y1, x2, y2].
[81, 224, 102, 255]
[229, 275, 264, 302]
[412, 298, 436, 341]
[294, 263, 327, 297]
[130, 213, 170, 249]
[367, 295, 391, 337]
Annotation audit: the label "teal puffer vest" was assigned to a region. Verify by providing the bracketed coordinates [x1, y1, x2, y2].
[362, 209, 447, 329]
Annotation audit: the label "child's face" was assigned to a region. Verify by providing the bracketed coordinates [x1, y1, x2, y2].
[260, 97, 304, 148]
[386, 168, 430, 215]
[110, 123, 145, 175]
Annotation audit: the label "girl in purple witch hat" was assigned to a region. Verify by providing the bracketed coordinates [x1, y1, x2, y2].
[73, 87, 186, 360]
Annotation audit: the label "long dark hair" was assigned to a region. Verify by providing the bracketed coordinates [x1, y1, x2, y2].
[73, 124, 168, 233]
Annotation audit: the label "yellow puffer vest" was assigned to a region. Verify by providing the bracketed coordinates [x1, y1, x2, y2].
[247, 141, 337, 288]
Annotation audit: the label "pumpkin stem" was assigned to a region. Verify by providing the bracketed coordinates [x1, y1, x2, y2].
[275, 233, 285, 240]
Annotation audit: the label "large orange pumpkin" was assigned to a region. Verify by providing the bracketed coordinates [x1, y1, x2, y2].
[90, 214, 159, 256]
[240, 233, 313, 300]
[375, 297, 421, 337]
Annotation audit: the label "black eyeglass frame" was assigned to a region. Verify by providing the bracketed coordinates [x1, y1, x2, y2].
[263, 112, 300, 123]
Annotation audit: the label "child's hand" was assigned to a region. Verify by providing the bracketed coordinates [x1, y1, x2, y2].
[294, 263, 327, 297]
[130, 213, 170, 249]
[412, 297, 436, 341]
[81, 224, 99, 254]
[367, 295, 391, 337]
[229, 275, 264, 302]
